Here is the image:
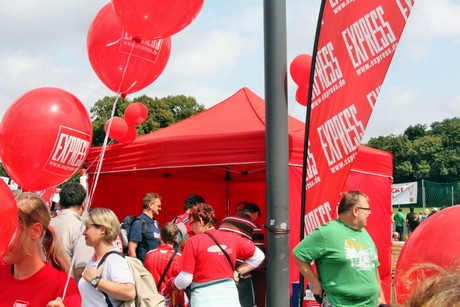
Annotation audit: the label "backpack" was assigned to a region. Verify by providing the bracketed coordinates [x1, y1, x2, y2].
[98, 251, 165, 307]
[120, 216, 147, 254]
[172, 216, 189, 243]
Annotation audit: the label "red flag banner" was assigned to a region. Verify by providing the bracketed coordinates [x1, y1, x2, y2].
[304, 0, 415, 235]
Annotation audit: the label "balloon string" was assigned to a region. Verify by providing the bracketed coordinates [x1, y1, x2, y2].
[62, 36, 136, 301]
[84, 140, 114, 171]
[116, 37, 137, 95]
[88, 38, 136, 201]
[61, 93, 121, 300]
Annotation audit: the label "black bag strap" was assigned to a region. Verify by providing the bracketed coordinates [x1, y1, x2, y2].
[204, 232, 234, 271]
[96, 250, 125, 307]
[97, 250, 124, 268]
[157, 251, 178, 289]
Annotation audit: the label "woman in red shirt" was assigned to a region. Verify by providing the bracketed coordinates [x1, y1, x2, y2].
[162, 203, 264, 307]
[0, 192, 81, 306]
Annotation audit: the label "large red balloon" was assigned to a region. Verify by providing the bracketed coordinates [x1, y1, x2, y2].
[87, 4, 171, 95]
[0, 87, 93, 191]
[124, 102, 148, 126]
[111, 0, 204, 40]
[0, 180, 18, 260]
[394, 206, 460, 305]
[290, 54, 312, 86]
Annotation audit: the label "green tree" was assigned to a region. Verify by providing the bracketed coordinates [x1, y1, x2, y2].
[0, 163, 8, 177]
[404, 123, 427, 141]
[366, 117, 460, 183]
[90, 94, 205, 146]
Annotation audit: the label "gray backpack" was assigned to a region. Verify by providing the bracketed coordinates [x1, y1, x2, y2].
[98, 251, 165, 307]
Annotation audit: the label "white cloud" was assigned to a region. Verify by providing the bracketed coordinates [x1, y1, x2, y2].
[0, 0, 459, 142]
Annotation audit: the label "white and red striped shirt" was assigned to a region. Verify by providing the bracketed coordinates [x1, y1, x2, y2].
[144, 244, 182, 289]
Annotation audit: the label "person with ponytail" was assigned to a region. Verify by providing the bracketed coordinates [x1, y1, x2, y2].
[0, 192, 81, 306]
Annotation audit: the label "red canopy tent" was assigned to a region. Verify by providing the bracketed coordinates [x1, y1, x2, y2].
[86, 87, 393, 301]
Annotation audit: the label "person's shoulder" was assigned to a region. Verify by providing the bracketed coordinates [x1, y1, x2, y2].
[0, 264, 11, 274]
[322, 219, 339, 227]
[132, 215, 146, 225]
[314, 220, 341, 234]
[51, 209, 80, 225]
[104, 251, 128, 266]
[39, 262, 69, 280]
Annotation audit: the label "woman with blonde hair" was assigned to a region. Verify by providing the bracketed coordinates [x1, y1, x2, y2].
[0, 192, 81, 306]
[78, 207, 135, 306]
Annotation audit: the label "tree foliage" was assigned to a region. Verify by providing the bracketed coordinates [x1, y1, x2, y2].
[90, 94, 205, 146]
[366, 117, 460, 183]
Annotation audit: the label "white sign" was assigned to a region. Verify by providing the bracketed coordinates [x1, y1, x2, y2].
[392, 182, 417, 205]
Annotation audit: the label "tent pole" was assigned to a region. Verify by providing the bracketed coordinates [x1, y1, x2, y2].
[263, 1, 290, 306]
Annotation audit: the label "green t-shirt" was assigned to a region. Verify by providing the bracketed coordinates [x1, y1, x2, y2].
[293, 220, 380, 307]
[393, 211, 405, 226]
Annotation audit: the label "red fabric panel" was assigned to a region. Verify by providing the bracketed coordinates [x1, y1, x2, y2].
[88, 166, 267, 225]
[289, 147, 393, 302]
[303, 0, 414, 236]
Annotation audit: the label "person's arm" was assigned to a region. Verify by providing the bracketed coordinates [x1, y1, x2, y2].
[172, 271, 193, 290]
[161, 271, 193, 296]
[74, 267, 84, 282]
[96, 277, 136, 301]
[236, 246, 265, 275]
[127, 241, 138, 258]
[292, 254, 323, 297]
[376, 270, 386, 306]
[82, 266, 135, 301]
[127, 219, 142, 258]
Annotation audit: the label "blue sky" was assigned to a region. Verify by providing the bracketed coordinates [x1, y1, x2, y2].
[1, 0, 459, 143]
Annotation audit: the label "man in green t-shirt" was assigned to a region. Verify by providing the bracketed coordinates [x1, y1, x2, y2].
[292, 190, 386, 307]
[393, 208, 405, 240]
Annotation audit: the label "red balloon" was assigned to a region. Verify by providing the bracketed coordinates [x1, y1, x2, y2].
[394, 206, 460, 305]
[290, 54, 312, 86]
[295, 86, 309, 106]
[111, 0, 204, 40]
[0, 180, 18, 260]
[124, 102, 148, 126]
[0, 87, 92, 191]
[118, 125, 137, 144]
[87, 4, 171, 95]
[105, 117, 128, 141]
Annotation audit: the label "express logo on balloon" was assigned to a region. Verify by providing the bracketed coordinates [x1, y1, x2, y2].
[45, 126, 91, 175]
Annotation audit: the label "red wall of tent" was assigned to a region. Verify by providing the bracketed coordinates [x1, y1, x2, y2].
[86, 87, 393, 302]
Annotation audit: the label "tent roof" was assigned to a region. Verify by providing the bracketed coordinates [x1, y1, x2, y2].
[87, 87, 391, 178]
[87, 87, 305, 173]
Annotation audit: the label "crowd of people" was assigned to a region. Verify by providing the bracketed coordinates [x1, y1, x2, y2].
[1, 184, 456, 306]
[0, 183, 266, 307]
[392, 206, 439, 241]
